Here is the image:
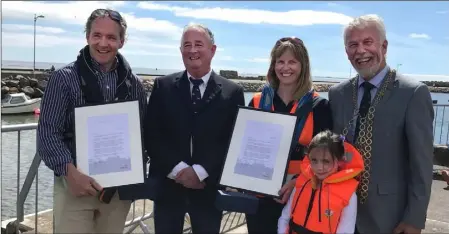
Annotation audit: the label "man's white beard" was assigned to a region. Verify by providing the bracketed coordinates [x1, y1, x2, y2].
[358, 64, 380, 79]
[357, 55, 384, 80]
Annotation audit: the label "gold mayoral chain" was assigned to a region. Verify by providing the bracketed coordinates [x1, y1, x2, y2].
[342, 68, 396, 204]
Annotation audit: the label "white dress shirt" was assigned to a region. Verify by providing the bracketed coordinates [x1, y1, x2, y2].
[278, 187, 357, 233]
[167, 70, 213, 182]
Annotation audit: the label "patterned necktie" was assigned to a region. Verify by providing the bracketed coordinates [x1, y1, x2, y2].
[354, 82, 375, 141]
[190, 77, 203, 107]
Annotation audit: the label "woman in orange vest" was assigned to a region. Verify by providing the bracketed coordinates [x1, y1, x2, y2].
[277, 130, 364, 234]
[245, 37, 333, 234]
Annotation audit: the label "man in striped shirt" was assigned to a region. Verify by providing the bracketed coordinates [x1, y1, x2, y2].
[36, 9, 147, 233]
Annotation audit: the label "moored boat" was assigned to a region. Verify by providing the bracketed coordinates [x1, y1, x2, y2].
[1, 93, 41, 115]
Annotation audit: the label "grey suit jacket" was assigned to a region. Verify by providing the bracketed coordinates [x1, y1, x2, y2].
[328, 72, 434, 233]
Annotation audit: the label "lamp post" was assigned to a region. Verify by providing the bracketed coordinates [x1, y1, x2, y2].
[33, 14, 45, 79]
[396, 63, 402, 73]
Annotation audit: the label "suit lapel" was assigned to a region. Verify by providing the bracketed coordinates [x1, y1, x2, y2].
[343, 79, 356, 128]
[174, 71, 193, 111]
[200, 71, 222, 110]
[341, 79, 357, 142]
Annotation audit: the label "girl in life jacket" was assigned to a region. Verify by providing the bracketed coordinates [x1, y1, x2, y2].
[277, 130, 365, 234]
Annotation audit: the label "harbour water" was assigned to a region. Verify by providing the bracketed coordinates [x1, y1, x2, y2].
[2, 92, 449, 220]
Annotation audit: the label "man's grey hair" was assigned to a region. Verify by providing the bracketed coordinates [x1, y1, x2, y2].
[343, 14, 386, 45]
[181, 23, 215, 45]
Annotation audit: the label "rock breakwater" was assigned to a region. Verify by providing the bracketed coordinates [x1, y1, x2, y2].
[1, 75, 47, 99]
[139, 79, 331, 93]
[3, 72, 449, 99]
[140, 79, 449, 93]
[233, 81, 332, 92]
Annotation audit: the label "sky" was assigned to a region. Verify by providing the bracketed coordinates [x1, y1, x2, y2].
[2, 1, 449, 79]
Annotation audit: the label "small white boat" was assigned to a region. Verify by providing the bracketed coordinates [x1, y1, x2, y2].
[1, 93, 41, 115]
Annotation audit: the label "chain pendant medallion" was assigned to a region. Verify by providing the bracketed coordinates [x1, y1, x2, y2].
[342, 69, 396, 204]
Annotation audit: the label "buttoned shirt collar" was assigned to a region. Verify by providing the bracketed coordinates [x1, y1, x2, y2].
[187, 69, 212, 85]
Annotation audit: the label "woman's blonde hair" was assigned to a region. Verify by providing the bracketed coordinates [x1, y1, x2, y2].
[266, 37, 313, 100]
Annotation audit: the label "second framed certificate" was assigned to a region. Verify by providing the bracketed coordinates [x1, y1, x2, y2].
[219, 106, 298, 197]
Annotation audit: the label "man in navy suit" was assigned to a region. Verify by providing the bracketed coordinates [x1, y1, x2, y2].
[144, 23, 245, 233]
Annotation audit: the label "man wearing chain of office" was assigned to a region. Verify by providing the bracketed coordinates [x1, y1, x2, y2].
[328, 14, 434, 233]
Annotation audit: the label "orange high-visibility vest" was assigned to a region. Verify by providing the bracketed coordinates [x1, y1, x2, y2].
[252, 91, 319, 175]
[287, 142, 364, 234]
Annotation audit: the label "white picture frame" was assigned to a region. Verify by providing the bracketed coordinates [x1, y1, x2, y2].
[219, 106, 298, 197]
[74, 100, 144, 188]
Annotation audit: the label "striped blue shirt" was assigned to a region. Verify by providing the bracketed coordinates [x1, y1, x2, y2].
[36, 58, 147, 176]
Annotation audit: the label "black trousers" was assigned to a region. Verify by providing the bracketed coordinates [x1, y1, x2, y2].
[154, 198, 223, 234]
[246, 197, 284, 234]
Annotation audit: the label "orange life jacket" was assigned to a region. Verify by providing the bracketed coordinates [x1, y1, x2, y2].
[252, 91, 320, 175]
[287, 142, 364, 234]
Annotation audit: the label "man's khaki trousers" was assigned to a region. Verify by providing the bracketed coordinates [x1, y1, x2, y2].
[53, 176, 132, 233]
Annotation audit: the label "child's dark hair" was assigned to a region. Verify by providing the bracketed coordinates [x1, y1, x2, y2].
[308, 130, 345, 161]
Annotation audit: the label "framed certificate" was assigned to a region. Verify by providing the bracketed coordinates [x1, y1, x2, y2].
[219, 106, 298, 197]
[74, 100, 144, 188]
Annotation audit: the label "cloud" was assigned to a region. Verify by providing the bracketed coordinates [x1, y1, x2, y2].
[109, 1, 127, 7]
[327, 2, 340, 7]
[127, 39, 179, 50]
[436, 10, 448, 14]
[121, 50, 178, 57]
[1, 31, 161, 51]
[186, 1, 205, 6]
[2, 24, 66, 34]
[2, 29, 230, 62]
[121, 49, 233, 63]
[165, 1, 204, 6]
[124, 35, 224, 51]
[2, 27, 226, 55]
[137, 2, 353, 26]
[218, 55, 233, 61]
[2, 32, 83, 48]
[120, 13, 182, 39]
[2, 1, 122, 24]
[389, 41, 417, 49]
[246, 57, 269, 63]
[2, 1, 183, 40]
[409, 33, 431, 39]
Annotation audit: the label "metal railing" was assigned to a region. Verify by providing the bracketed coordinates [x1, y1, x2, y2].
[1, 123, 41, 234]
[1, 123, 246, 234]
[2, 105, 449, 233]
[433, 105, 449, 145]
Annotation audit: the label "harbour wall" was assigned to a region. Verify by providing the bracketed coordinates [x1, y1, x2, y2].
[3, 71, 449, 99]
